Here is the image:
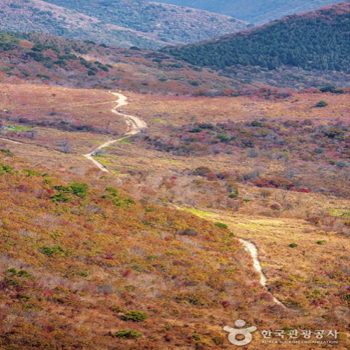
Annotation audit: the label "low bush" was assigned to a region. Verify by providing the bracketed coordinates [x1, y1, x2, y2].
[121, 310, 148, 322]
[40, 246, 65, 257]
[214, 222, 228, 229]
[0, 149, 14, 157]
[314, 100, 328, 108]
[115, 330, 142, 339]
[6, 268, 33, 279]
[0, 163, 14, 175]
[175, 293, 205, 306]
[70, 182, 89, 198]
[179, 229, 198, 236]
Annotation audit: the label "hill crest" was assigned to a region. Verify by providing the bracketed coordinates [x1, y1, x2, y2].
[0, 0, 248, 49]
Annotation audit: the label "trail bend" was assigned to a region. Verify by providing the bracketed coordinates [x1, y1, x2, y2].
[83, 92, 147, 173]
[84, 95, 285, 307]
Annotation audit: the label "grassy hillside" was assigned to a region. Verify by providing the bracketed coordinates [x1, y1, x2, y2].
[0, 31, 246, 95]
[0, 149, 263, 349]
[154, 0, 341, 24]
[165, 3, 350, 88]
[43, 0, 248, 44]
[0, 84, 349, 349]
[0, 0, 247, 50]
[0, 0, 166, 49]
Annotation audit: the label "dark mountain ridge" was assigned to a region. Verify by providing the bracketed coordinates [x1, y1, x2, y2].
[164, 3, 350, 88]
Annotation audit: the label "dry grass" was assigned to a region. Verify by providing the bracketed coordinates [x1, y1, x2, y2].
[0, 84, 125, 135]
[0, 86, 349, 349]
[122, 91, 350, 131]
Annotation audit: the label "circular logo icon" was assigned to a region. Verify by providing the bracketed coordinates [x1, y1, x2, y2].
[223, 319, 257, 346]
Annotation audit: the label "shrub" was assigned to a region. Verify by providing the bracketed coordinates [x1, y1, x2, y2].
[6, 268, 33, 279]
[175, 293, 205, 306]
[51, 182, 90, 202]
[0, 163, 14, 175]
[193, 166, 211, 176]
[251, 120, 264, 127]
[121, 310, 148, 322]
[314, 100, 328, 108]
[103, 187, 135, 208]
[40, 246, 65, 257]
[192, 334, 201, 341]
[23, 169, 42, 177]
[115, 330, 142, 339]
[289, 243, 298, 248]
[217, 134, 230, 143]
[111, 305, 124, 313]
[0, 149, 14, 157]
[70, 182, 89, 198]
[214, 222, 228, 229]
[50, 193, 71, 203]
[319, 85, 345, 94]
[316, 240, 326, 245]
[105, 186, 119, 196]
[179, 229, 198, 236]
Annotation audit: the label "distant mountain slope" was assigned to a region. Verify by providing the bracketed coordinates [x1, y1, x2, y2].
[0, 31, 248, 95]
[30, 0, 247, 47]
[155, 0, 342, 24]
[165, 3, 350, 75]
[0, 0, 166, 49]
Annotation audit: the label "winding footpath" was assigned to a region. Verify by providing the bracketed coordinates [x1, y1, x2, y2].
[238, 238, 286, 307]
[0, 91, 286, 308]
[3, 90, 283, 307]
[171, 206, 285, 307]
[83, 92, 147, 173]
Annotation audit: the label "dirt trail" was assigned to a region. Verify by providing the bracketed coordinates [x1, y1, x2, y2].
[238, 238, 286, 307]
[0, 138, 21, 145]
[83, 92, 147, 172]
[171, 205, 285, 307]
[2, 91, 285, 308]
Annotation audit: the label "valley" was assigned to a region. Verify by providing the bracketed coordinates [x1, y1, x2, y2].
[0, 83, 349, 349]
[0, 1, 349, 349]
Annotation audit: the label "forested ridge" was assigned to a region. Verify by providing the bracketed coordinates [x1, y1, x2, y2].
[40, 0, 247, 46]
[165, 3, 350, 73]
[154, 0, 341, 24]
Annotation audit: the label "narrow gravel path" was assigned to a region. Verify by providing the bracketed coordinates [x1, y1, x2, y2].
[86, 94, 285, 307]
[83, 92, 147, 172]
[238, 238, 286, 307]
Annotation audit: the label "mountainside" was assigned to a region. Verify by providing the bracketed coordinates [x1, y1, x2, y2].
[155, 0, 342, 24]
[0, 0, 247, 49]
[0, 30, 251, 94]
[43, 0, 248, 44]
[1, 0, 350, 348]
[0, 141, 264, 349]
[0, 83, 349, 348]
[0, 0, 165, 49]
[165, 3, 350, 88]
